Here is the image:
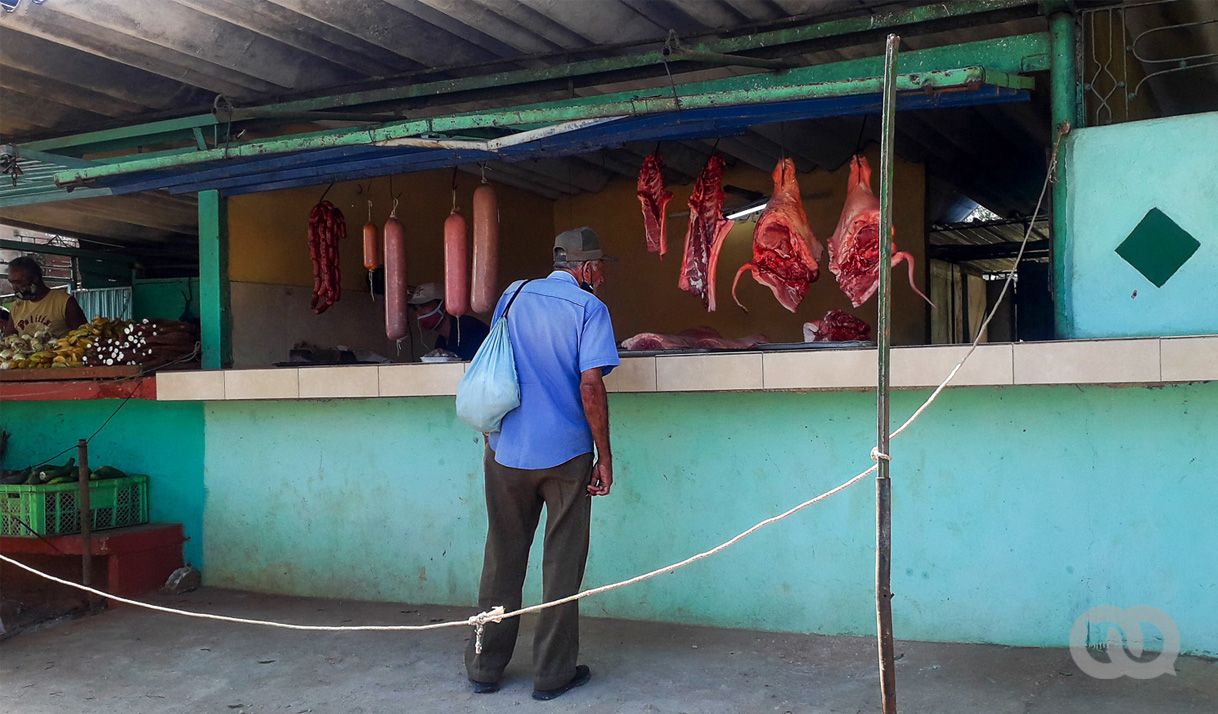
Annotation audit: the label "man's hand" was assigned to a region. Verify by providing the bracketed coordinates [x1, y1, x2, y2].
[587, 459, 613, 496]
[579, 368, 613, 496]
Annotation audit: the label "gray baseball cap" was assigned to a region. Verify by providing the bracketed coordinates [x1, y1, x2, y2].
[554, 226, 611, 262]
[407, 282, 443, 305]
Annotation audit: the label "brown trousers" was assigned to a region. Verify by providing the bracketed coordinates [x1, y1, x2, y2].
[464, 448, 593, 690]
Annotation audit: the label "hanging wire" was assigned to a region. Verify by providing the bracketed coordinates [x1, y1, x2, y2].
[662, 30, 683, 111]
[318, 182, 335, 203]
[854, 115, 869, 155]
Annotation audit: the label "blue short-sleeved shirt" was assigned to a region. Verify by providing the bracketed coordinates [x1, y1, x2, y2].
[487, 271, 620, 470]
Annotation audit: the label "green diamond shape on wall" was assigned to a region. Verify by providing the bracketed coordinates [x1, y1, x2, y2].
[1115, 208, 1200, 287]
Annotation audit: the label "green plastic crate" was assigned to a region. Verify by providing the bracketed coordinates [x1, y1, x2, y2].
[0, 475, 149, 537]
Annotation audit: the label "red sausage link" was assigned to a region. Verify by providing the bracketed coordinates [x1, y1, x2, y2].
[383, 215, 408, 340]
[444, 209, 470, 317]
[471, 183, 499, 314]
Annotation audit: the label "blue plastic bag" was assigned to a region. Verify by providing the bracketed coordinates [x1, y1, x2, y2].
[455, 280, 531, 433]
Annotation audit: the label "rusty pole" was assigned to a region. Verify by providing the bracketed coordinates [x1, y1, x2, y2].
[875, 33, 900, 714]
[76, 439, 92, 586]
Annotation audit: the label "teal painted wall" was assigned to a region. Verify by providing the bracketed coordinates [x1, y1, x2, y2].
[132, 278, 200, 322]
[1, 400, 206, 567]
[203, 384, 1218, 656]
[1065, 112, 1218, 338]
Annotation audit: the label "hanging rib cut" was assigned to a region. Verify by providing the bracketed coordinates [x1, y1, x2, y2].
[678, 154, 735, 309]
[731, 158, 823, 313]
[637, 153, 673, 258]
[828, 155, 932, 308]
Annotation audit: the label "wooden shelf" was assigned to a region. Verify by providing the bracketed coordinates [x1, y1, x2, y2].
[0, 375, 156, 401]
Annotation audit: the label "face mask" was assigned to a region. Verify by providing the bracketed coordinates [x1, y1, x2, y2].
[14, 287, 36, 300]
[417, 301, 445, 329]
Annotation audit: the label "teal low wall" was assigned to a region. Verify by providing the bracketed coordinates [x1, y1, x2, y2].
[2, 400, 206, 567]
[1065, 112, 1218, 338]
[203, 384, 1218, 656]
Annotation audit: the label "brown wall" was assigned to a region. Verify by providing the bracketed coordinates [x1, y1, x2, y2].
[228, 171, 554, 297]
[224, 149, 929, 365]
[225, 171, 555, 363]
[554, 147, 929, 345]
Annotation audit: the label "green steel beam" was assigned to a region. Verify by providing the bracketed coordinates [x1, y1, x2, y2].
[252, 0, 1037, 115]
[0, 239, 132, 263]
[0, 187, 115, 209]
[198, 190, 230, 370]
[1049, 11, 1078, 338]
[20, 114, 218, 153]
[508, 34, 1044, 119]
[54, 31, 1047, 186]
[57, 67, 1000, 185]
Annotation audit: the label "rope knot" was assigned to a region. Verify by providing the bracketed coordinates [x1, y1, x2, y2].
[468, 606, 505, 655]
[870, 447, 891, 463]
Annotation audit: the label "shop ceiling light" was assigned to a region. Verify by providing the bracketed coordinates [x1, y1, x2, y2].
[726, 201, 768, 221]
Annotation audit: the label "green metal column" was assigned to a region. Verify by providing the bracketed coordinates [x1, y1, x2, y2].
[1049, 9, 1078, 338]
[198, 189, 231, 369]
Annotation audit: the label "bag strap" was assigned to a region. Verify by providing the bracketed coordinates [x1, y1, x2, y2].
[501, 279, 533, 320]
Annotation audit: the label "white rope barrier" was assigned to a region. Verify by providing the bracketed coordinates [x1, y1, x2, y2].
[0, 131, 1064, 642]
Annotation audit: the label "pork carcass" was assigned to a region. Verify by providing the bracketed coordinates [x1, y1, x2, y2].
[621, 327, 767, 351]
[803, 310, 872, 342]
[731, 158, 823, 313]
[678, 155, 735, 309]
[828, 155, 932, 308]
[637, 153, 673, 258]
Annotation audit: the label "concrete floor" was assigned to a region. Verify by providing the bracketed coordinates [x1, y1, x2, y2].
[1, 588, 1214, 714]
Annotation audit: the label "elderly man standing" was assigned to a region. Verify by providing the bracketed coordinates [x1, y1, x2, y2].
[465, 227, 619, 701]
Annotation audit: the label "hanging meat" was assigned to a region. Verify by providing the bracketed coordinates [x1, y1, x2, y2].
[362, 200, 380, 272]
[383, 203, 408, 341]
[621, 326, 768, 351]
[828, 155, 932, 308]
[678, 154, 735, 310]
[637, 153, 673, 258]
[731, 158, 823, 313]
[444, 206, 470, 317]
[470, 182, 499, 314]
[307, 199, 345, 314]
[803, 309, 872, 342]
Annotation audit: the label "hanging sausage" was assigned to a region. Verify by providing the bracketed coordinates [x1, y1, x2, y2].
[383, 199, 408, 341]
[307, 195, 345, 315]
[470, 176, 499, 314]
[362, 198, 380, 298]
[444, 188, 470, 317]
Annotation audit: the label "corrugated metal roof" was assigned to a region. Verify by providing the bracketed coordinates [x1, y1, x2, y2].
[0, 0, 1062, 257]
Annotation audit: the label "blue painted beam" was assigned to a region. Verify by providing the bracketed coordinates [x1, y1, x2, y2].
[95, 85, 1028, 198]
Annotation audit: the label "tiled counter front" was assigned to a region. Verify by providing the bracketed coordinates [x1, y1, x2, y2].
[157, 336, 1218, 401]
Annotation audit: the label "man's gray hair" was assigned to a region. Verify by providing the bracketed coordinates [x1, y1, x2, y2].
[553, 259, 587, 270]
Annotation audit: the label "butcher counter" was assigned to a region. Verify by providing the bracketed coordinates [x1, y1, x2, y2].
[9, 332, 1218, 656]
[155, 335, 1218, 400]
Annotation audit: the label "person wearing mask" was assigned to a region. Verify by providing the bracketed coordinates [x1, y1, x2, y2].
[464, 227, 619, 701]
[3, 256, 87, 337]
[407, 282, 490, 361]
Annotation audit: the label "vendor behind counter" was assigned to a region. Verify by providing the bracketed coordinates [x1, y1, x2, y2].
[3, 256, 87, 338]
[408, 282, 489, 361]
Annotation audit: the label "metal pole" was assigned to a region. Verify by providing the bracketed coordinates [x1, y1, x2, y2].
[875, 32, 900, 714]
[1048, 9, 1078, 339]
[76, 439, 92, 586]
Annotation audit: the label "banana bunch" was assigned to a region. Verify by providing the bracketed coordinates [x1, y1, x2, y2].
[0, 328, 54, 370]
[0, 321, 104, 370]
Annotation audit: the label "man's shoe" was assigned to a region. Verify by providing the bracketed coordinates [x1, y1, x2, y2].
[531, 665, 591, 701]
[470, 679, 500, 694]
